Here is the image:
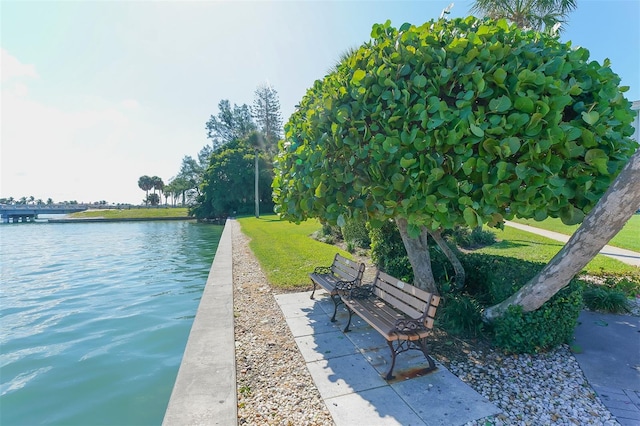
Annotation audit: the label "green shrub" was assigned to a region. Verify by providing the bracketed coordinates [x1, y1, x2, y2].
[342, 218, 371, 249]
[446, 226, 497, 249]
[491, 282, 583, 354]
[461, 254, 544, 305]
[583, 286, 630, 313]
[437, 294, 484, 337]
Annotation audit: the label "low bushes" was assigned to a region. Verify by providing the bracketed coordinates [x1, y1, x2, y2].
[583, 286, 630, 313]
[491, 282, 583, 353]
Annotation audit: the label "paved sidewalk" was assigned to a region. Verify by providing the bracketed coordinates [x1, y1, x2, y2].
[275, 290, 501, 426]
[573, 311, 640, 426]
[504, 221, 640, 267]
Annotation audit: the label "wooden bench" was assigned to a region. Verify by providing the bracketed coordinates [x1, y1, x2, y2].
[309, 253, 365, 322]
[340, 270, 441, 380]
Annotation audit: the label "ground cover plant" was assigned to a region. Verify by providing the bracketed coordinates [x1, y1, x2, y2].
[510, 215, 640, 252]
[69, 207, 189, 219]
[237, 215, 351, 288]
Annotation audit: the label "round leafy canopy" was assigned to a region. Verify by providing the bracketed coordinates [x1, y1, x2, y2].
[273, 17, 637, 234]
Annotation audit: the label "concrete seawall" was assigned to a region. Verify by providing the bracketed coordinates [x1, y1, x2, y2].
[163, 218, 237, 425]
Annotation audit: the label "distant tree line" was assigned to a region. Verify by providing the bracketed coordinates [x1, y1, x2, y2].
[136, 84, 282, 216]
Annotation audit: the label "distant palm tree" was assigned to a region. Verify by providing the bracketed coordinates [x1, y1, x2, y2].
[151, 176, 164, 205]
[138, 175, 154, 206]
[470, 0, 577, 34]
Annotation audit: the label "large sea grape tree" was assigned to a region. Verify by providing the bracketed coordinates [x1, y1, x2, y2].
[273, 17, 637, 296]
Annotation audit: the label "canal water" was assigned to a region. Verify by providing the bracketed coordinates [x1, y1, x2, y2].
[0, 220, 223, 425]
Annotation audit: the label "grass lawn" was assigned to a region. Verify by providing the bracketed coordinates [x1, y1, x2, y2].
[69, 207, 189, 219]
[237, 215, 639, 293]
[481, 226, 640, 279]
[510, 215, 640, 252]
[237, 215, 351, 289]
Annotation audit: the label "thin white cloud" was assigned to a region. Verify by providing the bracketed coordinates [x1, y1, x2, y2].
[1, 48, 38, 82]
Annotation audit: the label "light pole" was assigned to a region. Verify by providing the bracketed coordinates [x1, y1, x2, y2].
[255, 148, 259, 218]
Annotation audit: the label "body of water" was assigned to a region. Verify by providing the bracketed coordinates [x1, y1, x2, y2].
[0, 220, 223, 425]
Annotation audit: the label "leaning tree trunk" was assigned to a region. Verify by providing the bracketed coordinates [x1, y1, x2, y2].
[428, 228, 466, 290]
[396, 218, 439, 294]
[483, 149, 640, 322]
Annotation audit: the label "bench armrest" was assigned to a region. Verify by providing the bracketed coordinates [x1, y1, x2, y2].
[392, 318, 427, 333]
[313, 266, 332, 275]
[347, 284, 374, 299]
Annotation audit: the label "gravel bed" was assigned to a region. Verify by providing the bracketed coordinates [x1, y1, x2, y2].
[232, 221, 333, 425]
[231, 220, 622, 425]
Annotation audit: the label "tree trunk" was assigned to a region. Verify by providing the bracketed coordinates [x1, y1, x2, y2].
[483, 149, 640, 322]
[428, 228, 466, 290]
[396, 218, 439, 294]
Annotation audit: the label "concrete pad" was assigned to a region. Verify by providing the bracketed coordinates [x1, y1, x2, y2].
[573, 311, 640, 390]
[345, 327, 389, 352]
[284, 313, 341, 338]
[294, 331, 358, 362]
[392, 368, 502, 426]
[306, 353, 388, 399]
[276, 297, 325, 319]
[277, 290, 501, 426]
[325, 386, 427, 426]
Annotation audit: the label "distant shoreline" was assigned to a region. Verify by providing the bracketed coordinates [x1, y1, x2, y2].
[48, 217, 194, 223]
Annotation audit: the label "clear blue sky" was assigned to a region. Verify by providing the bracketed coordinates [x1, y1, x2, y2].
[2, 0, 638, 204]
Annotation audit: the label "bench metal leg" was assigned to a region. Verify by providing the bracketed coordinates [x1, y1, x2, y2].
[385, 337, 436, 381]
[330, 293, 342, 322]
[343, 306, 354, 333]
[310, 281, 317, 299]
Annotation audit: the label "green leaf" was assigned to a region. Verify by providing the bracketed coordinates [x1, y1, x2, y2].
[413, 74, 427, 88]
[470, 123, 484, 137]
[514, 97, 534, 113]
[585, 149, 609, 174]
[400, 156, 417, 168]
[383, 137, 399, 154]
[337, 214, 346, 228]
[489, 96, 512, 113]
[493, 68, 507, 85]
[352, 69, 366, 85]
[581, 111, 600, 125]
[463, 207, 480, 228]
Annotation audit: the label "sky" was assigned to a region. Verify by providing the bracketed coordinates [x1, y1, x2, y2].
[1, 0, 639, 205]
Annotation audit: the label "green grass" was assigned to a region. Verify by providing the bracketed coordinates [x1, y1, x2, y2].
[510, 215, 640, 252]
[69, 207, 189, 219]
[478, 226, 640, 279]
[237, 215, 351, 289]
[236, 215, 638, 292]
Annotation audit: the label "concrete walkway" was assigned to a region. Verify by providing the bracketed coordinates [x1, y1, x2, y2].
[275, 290, 501, 426]
[505, 221, 640, 267]
[573, 311, 640, 426]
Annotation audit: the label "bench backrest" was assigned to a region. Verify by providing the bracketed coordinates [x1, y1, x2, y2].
[371, 270, 440, 329]
[331, 253, 365, 283]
